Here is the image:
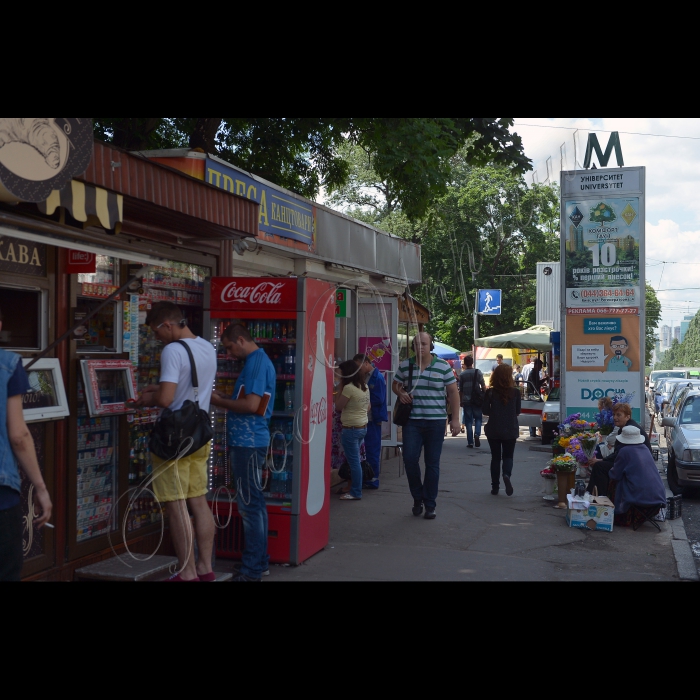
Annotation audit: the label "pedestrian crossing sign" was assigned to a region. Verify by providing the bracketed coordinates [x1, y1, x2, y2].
[478, 290, 502, 316]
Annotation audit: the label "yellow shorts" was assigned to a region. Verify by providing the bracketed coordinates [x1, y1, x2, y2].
[150, 443, 211, 503]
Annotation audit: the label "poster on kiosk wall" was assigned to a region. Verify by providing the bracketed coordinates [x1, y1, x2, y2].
[561, 166, 646, 424]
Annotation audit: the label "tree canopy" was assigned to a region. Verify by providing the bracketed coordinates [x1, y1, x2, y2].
[645, 284, 662, 367]
[330, 146, 560, 348]
[656, 308, 700, 370]
[92, 118, 531, 220]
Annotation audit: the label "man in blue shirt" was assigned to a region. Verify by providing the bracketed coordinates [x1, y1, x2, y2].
[0, 306, 52, 581]
[211, 323, 276, 582]
[354, 354, 388, 489]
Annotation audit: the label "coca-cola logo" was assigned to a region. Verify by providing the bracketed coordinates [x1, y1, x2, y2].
[310, 397, 327, 426]
[220, 281, 286, 305]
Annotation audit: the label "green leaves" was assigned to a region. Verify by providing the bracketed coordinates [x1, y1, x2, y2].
[93, 118, 530, 219]
[645, 284, 662, 368]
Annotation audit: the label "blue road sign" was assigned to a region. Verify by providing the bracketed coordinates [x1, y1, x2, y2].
[478, 290, 502, 316]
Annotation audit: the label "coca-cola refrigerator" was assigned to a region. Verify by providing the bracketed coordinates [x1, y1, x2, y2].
[204, 277, 335, 565]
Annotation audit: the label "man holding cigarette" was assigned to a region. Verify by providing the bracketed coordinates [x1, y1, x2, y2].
[0, 305, 52, 581]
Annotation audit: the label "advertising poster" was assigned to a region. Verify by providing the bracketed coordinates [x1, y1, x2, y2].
[561, 166, 645, 423]
[564, 196, 641, 309]
[566, 315, 641, 373]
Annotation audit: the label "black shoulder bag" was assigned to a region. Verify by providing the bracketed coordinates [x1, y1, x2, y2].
[149, 340, 214, 461]
[471, 369, 485, 408]
[393, 360, 415, 427]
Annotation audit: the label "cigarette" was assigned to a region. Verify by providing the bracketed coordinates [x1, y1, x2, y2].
[44, 523, 55, 529]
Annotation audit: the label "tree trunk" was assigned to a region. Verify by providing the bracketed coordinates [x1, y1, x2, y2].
[189, 118, 223, 153]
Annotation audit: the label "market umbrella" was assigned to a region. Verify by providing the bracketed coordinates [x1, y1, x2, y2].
[433, 341, 463, 371]
[433, 341, 462, 360]
[475, 325, 553, 352]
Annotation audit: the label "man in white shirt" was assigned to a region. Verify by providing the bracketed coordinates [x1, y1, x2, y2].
[137, 302, 217, 582]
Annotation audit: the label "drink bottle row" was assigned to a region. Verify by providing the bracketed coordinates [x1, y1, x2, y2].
[249, 320, 296, 342]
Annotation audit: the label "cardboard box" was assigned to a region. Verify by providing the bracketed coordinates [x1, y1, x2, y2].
[566, 495, 615, 532]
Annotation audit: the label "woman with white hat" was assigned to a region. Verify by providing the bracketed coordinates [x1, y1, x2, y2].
[608, 426, 666, 519]
[586, 403, 652, 496]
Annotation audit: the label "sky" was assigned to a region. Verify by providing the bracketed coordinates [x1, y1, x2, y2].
[514, 118, 700, 335]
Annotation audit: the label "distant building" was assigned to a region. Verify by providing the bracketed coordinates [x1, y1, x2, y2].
[681, 315, 694, 343]
[661, 324, 672, 349]
[674, 326, 681, 343]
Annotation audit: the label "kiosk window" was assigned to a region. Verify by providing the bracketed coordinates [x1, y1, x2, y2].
[75, 299, 118, 353]
[0, 288, 42, 350]
[95, 369, 129, 405]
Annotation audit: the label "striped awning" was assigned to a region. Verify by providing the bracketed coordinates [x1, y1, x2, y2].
[38, 180, 123, 235]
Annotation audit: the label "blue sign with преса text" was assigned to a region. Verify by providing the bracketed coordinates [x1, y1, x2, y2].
[478, 290, 502, 316]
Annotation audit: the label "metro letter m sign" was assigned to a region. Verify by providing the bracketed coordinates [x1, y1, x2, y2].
[584, 132, 624, 169]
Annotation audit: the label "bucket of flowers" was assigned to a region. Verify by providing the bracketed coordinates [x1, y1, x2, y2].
[540, 464, 557, 500]
[549, 453, 577, 509]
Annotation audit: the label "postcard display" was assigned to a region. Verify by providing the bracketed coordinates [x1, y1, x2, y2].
[74, 258, 210, 542]
[204, 277, 335, 566]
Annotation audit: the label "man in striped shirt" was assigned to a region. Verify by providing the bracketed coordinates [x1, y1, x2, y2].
[393, 333, 461, 520]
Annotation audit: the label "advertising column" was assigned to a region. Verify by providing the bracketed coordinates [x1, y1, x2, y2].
[561, 167, 645, 423]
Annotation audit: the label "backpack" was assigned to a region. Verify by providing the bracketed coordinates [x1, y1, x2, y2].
[462, 369, 484, 408]
[338, 460, 375, 483]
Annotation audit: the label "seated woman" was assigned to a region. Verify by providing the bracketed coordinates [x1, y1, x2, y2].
[608, 426, 666, 522]
[587, 403, 652, 496]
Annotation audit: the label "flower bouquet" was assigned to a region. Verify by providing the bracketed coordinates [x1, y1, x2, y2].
[595, 408, 615, 436]
[567, 432, 599, 464]
[567, 431, 599, 479]
[548, 453, 577, 473]
[557, 414, 598, 436]
[540, 466, 557, 479]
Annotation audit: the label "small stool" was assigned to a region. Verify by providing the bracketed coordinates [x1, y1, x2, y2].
[628, 505, 663, 532]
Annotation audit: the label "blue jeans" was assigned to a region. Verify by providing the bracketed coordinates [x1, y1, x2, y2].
[231, 447, 270, 579]
[364, 422, 382, 488]
[462, 405, 483, 445]
[341, 427, 367, 498]
[0, 504, 22, 581]
[402, 419, 445, 511]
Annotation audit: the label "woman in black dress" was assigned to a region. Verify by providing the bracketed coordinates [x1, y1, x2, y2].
[483, 364, 522, 496]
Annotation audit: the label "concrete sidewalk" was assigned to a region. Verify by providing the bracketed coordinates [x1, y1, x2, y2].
[262, 430, 680, 582]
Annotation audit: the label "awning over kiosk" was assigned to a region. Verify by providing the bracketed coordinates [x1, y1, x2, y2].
[38, 180, 123, 235]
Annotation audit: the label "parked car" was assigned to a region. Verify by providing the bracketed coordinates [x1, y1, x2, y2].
[652, 378, 689, 415]
[654, 378, 697, 416]
[661, 389, 700, 495]
[647, 370, 689, 407]
[514, 378, 546, 432]
[541, 387, 560, 445]
[662, 381, 700, 419]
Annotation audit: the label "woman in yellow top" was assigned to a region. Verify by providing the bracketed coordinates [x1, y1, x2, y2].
[334, 360, 370, 501]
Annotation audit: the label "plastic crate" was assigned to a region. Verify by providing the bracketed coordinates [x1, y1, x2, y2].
[209, 500, 292, 564]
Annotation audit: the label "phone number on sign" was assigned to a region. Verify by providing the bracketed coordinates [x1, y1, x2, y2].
[581, 289, 636, 298]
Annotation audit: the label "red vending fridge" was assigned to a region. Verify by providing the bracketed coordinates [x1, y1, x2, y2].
[204, 277, 335, 565]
